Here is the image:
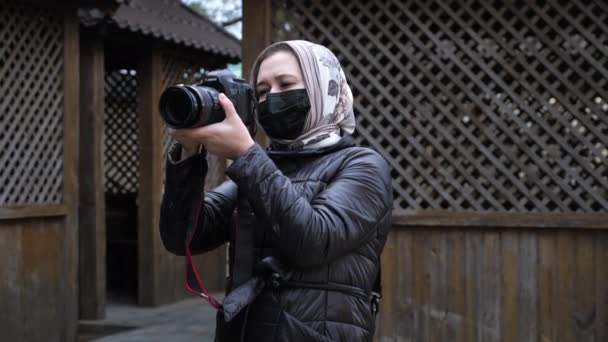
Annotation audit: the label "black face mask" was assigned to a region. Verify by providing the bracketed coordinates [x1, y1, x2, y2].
[257, 89, 310, 140]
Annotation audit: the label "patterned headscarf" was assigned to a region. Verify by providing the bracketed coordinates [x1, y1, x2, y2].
[250, 40, 356, 150]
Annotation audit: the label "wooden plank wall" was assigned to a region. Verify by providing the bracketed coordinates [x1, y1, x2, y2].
[0, 219, 67, 341]
[375, 224, 608, 342]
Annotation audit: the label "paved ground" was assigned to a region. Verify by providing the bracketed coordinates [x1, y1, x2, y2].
[78, 295, 221, 342]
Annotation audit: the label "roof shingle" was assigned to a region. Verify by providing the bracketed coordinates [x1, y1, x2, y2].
[107, 0, 240, 60]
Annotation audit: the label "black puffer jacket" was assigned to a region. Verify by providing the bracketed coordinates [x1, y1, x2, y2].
[160, 134, 392, 342]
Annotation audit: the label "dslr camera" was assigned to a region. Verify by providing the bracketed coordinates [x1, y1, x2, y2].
[159, 70, 256, 133]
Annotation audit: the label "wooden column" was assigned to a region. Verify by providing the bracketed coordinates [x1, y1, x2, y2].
[243, 0, 272, 145]
[62, 8, 80, 342]
[242, 0, 272, 78]
[137, 49, 164, 306]
[78, 30, 106, 319]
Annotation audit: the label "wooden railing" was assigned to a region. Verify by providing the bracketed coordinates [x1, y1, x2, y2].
[375, 215, 608, 341]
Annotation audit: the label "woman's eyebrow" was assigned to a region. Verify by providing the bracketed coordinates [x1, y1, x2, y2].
[275, 73, 298, 81]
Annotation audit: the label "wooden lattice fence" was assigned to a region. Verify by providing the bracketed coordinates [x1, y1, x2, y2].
[104, 68, 139, 194]
[0, 1, 64, 206]
[271, 0, 608, 215]
[104, 54, 206, 195]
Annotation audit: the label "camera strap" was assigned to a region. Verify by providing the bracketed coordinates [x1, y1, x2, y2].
[232, 194, 255, 288]
[184, 189, 223, 311]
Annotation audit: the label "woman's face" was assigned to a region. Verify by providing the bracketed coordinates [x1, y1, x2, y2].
[256, 50, 305, 102]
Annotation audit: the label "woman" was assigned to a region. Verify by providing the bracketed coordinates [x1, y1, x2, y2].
[160, 40, 392, 342]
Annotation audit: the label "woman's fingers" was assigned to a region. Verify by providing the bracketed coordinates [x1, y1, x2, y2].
[218, 93, 239, 120]
[173, 93, 236, 140]
[174, 125, 211, 140]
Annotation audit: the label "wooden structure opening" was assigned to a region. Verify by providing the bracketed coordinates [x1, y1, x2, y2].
[103, 58, 140, 300]
[99, 46, 226, 303]
[77, 0, 241, 318]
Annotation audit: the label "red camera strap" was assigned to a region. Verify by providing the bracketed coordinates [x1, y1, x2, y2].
[184, 188, 223, 311]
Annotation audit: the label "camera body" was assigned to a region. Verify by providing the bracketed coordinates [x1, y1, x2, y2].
[159, 69, 256, 134]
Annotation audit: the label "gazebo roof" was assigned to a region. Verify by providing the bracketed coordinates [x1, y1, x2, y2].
[80, 0, 241, 61]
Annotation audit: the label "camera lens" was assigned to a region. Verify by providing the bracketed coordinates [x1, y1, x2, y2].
[159, 86, 199, 128]
[159, 85, 223, 129]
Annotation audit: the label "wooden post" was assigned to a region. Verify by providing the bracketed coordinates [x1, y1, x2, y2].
[243, 0, 272, 145]
[137, 49, 164, 306]
[78, 30, 106, 319]
[62, 8, 80, 342]
[242, 0, 272, 79]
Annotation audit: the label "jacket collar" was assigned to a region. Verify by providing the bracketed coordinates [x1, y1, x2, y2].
[266, 133, 357, 159]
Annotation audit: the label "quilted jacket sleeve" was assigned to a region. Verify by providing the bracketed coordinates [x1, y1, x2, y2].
[226, 143, 393, 268]
[160, 143, 237, 256]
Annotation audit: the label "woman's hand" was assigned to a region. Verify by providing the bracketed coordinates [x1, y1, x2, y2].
[168, 129, 201, 161]
[173, 93, 255, 160]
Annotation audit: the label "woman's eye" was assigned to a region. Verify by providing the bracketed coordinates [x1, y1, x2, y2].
[257, 89, 268, 97]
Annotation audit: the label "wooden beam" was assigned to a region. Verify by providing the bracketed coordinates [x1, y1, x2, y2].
[242, 0, 272, 79]
[392, 211, 608, 230]
[242, 0, 272, 146]
[62, 8, 80, 342]
[137, 48, 164, 306]
[78, 30, 106, 319]
[0, 204, 68, 220]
